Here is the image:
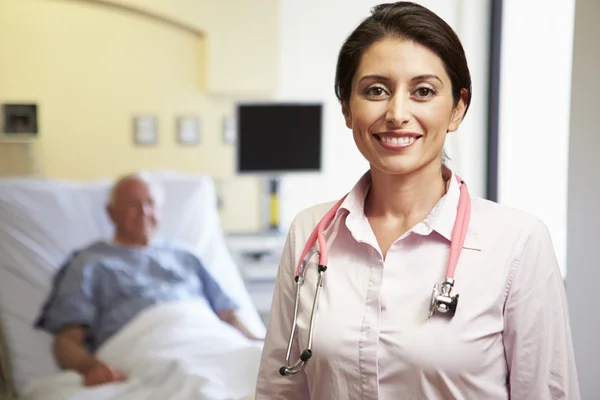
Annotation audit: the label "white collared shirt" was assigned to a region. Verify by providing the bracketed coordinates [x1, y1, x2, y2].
[255, 170, 580, 400]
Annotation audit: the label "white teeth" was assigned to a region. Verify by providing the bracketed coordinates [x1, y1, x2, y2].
[380, 136, 417, 146]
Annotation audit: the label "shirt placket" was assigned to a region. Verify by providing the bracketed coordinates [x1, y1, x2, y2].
[358, 248, 384, 400]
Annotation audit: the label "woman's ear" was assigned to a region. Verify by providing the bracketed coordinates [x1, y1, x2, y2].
[448, 88, 469, 133]
[342, 101, 352, 129]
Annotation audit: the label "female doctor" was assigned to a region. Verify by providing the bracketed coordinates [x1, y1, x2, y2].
[255, 2, 580, 399]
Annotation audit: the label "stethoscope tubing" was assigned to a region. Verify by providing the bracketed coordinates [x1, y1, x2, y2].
[280, 175, 470, 376]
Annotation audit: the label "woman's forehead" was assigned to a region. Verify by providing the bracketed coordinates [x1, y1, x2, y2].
[354, 38, 449, 83]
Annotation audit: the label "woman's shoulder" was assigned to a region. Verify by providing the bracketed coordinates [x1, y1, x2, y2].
[293, 200, 339, 224]
[286, 201, 340, 241]
[470, 196, 552, 245]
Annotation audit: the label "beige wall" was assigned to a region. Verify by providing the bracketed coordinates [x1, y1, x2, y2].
[96, 0, 280, 95]
[0, 0, 280, 232]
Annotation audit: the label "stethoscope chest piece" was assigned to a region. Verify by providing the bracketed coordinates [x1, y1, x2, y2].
[429, 278, 459, 318]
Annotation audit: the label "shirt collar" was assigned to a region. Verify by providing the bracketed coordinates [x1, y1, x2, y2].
[333, 166, 480, 250]
[423, 166, 460, 241]
[337, 170, 370, 220]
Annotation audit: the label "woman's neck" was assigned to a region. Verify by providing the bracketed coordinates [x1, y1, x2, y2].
[364, 162, 447, 222]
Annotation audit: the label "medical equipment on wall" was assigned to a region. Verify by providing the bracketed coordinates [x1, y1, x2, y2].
[279, 176, 471, 376]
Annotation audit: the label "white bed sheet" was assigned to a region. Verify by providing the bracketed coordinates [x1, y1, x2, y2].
[20, 299, 260, 400]
[0, 172, 265, 395]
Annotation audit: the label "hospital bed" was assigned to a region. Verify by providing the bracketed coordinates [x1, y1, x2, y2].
[0, 171, 265, 400]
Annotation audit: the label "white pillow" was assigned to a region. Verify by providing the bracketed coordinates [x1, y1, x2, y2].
[0, 173, 264, 393]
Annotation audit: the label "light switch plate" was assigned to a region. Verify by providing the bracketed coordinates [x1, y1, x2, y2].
[133, 116, 158, 146]
[176, 116, 200, 145]
[223, 115, 236, 145]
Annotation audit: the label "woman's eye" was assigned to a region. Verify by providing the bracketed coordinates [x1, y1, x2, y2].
[365, 86, 386, 97]
[415, 87, 436, 98]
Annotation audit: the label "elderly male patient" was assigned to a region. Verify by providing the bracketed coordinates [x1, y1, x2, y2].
[35, 173, 259, 387]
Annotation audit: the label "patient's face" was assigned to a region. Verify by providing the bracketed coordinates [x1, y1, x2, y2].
[109, 178, 159, 245]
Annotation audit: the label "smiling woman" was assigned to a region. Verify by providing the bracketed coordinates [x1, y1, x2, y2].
[336, 2, 471, 185]
[255, 2, 580, 400]
[343, 38, 467, 180]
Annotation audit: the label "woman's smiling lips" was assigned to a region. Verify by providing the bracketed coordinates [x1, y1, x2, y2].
[374, 132, 423, 150]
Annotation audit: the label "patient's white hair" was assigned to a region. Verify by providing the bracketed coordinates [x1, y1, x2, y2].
[108, 171, 165, 207]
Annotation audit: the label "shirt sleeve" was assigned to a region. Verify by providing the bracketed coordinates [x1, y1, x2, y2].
[194, 257, 239, 313]
[34, 253, 97, 333]
[255, 218, 310, 400]
[503, 219, 581, 399]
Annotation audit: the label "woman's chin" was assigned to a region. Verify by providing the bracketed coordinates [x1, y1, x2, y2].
[369, 152, 443, 177]
[370, 159, 424, 177]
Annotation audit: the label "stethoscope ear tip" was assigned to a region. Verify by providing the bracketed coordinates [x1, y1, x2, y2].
[279, 349, 313, 376]
[300, 349, 312, 362]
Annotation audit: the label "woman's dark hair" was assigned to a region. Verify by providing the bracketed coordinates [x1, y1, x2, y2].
[334, 2, 472, 118]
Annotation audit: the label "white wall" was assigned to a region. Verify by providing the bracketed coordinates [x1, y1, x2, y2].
[277, 0, 491, 229]
[497, 0, 576, 279]
[566, 0, 600, 397]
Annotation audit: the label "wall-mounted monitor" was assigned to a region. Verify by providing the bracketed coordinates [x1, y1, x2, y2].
[235, 102, 323, 175]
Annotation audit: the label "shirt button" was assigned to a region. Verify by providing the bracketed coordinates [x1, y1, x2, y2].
[362, 326, 370, 338]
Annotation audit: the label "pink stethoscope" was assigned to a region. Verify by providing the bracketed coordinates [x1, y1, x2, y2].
[280, 175, 471, 376]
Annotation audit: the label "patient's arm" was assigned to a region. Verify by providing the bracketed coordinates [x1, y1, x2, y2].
[54, 325, 126, 386]
[217, 309, 264, 341]
[54, 325, 99, 373]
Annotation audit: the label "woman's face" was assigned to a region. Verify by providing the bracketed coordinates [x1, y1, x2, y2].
[343, 37, 467, 176]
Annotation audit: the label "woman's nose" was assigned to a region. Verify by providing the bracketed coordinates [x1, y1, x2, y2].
[385, 94, 411, 127]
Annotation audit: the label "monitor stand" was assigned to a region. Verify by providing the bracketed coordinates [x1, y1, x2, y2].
[261, 176, 284, 234]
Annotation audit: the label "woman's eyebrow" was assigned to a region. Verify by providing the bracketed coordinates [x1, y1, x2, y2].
[357, 74, 391, 84]
[357, 74, 444, 87]
[412, 74, 444, 87]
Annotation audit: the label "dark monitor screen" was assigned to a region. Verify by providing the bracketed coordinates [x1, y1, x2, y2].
[236, 103, 323, 174]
